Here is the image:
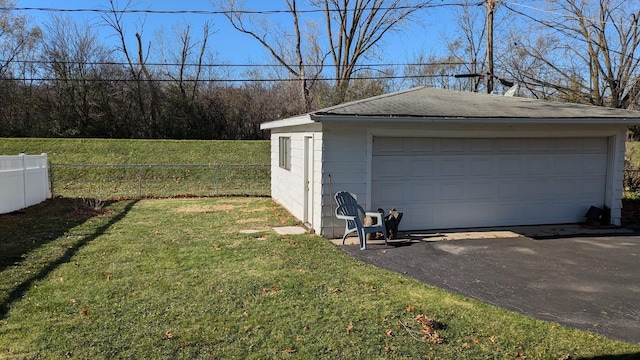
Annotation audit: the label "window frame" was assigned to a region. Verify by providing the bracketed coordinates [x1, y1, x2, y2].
[279, 136, 291, 170]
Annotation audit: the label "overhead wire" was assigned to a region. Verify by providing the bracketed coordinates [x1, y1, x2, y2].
[1, 2, 483, 16]
[0, 73, 465, 83]
[1, 59, 472, 68]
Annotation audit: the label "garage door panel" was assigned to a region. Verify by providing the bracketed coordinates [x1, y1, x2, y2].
[441, 141, 465, 153]
[372, 137, 608, 231]
[469, 157, 493, 176]
[581, 154, 608, 174]
[554, 155, 578, 174]
[498, 180, 521, 199]
[409, 138, 436, 153]
[402, 205, 434, 229]
[374, 158, 405, 179]
[581, 177, 605, 195]
[372, 181, 405, 204]
[498, 157, 522, 175]
[526, 140, 552, 152]
[468, 181, 494, 200]
[440, 158, 465, 176]
[554, 179, 576, 197]
[373, 137, 406, 154]
[498, 139, 523, 152]
[408, 158, 435, 177]
[580, 138, 609, 152]
[526, 156, 550, 176]
[440, 182, 466, 200]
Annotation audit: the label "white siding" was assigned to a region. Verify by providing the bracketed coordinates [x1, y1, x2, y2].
[320, 125, 371, 238]
[269, 124, 323, 234]
[318, 122, 628, 238]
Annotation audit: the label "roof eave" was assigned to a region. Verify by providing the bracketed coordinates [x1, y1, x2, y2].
[310, 114, 640, 125]
[260, 114, 314, 130]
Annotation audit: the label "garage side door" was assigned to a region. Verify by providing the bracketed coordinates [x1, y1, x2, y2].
[371, 137, 608, 231]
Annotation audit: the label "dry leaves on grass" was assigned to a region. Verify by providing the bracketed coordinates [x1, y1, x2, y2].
[415, 314, 446, 344]
[398, 313, 446, 344]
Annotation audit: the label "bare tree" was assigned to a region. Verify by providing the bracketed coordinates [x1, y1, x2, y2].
[216, 0, 429, 107]
[102, 0, 163, 137]
[503, 0, 640, 108]
[444, 0, 486, 92]
[312, 0, 430, 103]
[41, 14, 115, 136]
[216, 0, 323, 110]
[0, 0, 41, 78]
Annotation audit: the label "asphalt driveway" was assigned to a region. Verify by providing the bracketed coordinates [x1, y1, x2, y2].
[341, 235, 640, 343]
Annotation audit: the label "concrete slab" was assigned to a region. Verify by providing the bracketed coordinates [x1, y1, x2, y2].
[330, 224, 635, 246]
[273, 226, 307, 235]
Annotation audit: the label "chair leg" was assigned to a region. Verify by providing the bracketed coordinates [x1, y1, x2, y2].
[359, 229, 367, 250]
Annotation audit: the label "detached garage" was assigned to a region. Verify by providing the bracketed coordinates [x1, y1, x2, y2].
[260, 86, 640, 238]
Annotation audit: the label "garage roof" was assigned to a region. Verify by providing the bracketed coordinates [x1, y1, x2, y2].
[261, 86, 640, 129]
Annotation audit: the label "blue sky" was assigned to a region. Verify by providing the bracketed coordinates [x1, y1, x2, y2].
[14, 0, 451, 69]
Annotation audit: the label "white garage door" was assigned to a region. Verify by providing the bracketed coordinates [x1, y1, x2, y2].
[372, 137, 609, 231]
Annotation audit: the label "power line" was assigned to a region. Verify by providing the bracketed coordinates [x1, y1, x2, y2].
[2, 59, 472, 68]
[1, 3, 482, 16]
[1, 73, 463, 83]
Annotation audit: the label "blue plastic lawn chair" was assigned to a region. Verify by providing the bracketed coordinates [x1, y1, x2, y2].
[334, 191, 387, 250]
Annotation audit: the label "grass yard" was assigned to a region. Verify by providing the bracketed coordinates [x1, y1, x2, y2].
[1, 197, 639, 359]
[0, 138, 270, 164]
[0, 138, 271, 199]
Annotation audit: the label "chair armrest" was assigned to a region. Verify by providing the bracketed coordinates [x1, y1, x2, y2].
[335, 213, 357, 221]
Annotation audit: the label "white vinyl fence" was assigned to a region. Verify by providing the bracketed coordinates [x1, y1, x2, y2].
[0, 153, 49, 214]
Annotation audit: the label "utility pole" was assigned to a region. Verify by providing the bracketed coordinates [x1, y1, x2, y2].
[486, 0, 495, 94]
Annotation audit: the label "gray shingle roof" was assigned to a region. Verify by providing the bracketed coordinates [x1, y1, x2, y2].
[313, 86, 640, 119]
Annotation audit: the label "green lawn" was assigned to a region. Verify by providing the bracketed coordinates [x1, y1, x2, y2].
[0, 138, 270, 164]
[1, 197, 639, 359]
[0, 138, 271, 198]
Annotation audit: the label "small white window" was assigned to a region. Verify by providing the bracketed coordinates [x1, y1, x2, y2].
[279, 137, 291, 170]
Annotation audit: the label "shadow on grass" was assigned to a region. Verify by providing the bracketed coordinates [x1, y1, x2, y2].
[0, 198, 138, 319]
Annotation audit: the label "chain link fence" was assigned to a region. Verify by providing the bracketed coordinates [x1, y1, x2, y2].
[49, 163, 270, 199]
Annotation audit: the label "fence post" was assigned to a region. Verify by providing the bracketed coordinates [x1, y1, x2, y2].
[49, 160, 55, 198]
[215, 164, 219, 195]
[138, 166, 143, 198]
[20, 153, 27, 209]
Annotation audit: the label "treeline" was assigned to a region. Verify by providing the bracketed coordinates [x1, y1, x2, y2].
[3, 0, 640, 139]
[0, 76, 307, 140]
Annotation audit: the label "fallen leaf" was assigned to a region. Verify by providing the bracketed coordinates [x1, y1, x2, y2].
[163, 331, 174, 340]
[282, 348, 296, 354]
[472, 338, 479, 344]
[106, 273, 112, 281]
[385, 330, 393, 338]
[346, 322, 354, 334]
[81, 309, 90, 316]
[415, 314, 446, 344]
[70, 299, 77, 304]
[406, 305, 415, 312]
